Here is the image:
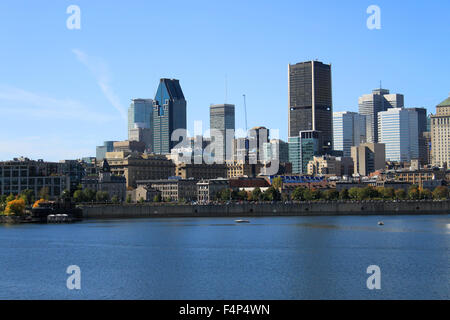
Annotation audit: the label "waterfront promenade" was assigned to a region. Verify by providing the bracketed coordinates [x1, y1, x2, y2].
[79, 200, 450, 219]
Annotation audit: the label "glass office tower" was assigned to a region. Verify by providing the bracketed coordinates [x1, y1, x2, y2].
[288, 61, 333, 153]
[152, 79, 187, 155]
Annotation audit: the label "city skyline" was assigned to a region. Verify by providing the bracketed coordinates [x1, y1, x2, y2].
[0, 1, 449, 161]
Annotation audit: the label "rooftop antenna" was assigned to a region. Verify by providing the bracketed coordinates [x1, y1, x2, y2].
[225, 74, 228, 104]
[379, 80, 382, 89]
[243, 94, 248, 134]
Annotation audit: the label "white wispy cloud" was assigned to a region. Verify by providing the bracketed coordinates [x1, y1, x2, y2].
[0, 85, 116, 123]
[72, 49, 127, 120]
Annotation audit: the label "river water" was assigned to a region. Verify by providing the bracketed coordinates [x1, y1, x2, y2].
[0, 215, 449, 299]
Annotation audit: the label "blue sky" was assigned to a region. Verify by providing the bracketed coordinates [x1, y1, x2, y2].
[0, 0, 449, 161]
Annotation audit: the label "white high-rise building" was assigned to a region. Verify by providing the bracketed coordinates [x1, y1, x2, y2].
[333, 111, 366, 157]
[378, 108, 419, 162]
[358, 88, 404, 143]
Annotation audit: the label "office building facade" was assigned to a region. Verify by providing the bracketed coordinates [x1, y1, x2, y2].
[152, 79, 187, 155]
[358, 88, 404, 143]
[333, 111, 366, 157]
[378, 108, 419, 162]
[431, 95, 450, 167]
[351, 143, 386, 176]
[288, 61, 333, 153]
[209, 104, 235, 162]
[288, 130, 322, 174]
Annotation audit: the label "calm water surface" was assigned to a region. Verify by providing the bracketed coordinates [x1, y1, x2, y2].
[0, 215, 449, 300]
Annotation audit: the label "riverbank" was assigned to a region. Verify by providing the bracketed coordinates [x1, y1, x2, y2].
[79, 200, 450, 219]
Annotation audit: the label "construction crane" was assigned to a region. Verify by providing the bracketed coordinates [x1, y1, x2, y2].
[243, 94, 248, 133]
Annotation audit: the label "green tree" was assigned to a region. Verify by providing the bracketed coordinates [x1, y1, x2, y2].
[220, 189, 232, 201]
[433, 186, 449, 200]
[96, 191, 109, 202]
[264, 186, 281, 202]
[250, 187, 262, 202]
[408, 185, 420, 200]
[138, 197, 145, 204]
[348, 187, 359, 200]
[382, 187, 395, 200]
[395, 189, 407, 200]
[20, 189, 35, 205]
[73, 190, 84, 203]
[38, 187, 49, 200]
[420, 188, 432, 200]
[302, 188, 315, 201]
[61, 189, 71, 200]
[323, 189, 339, 201]
[126, 194, 133, 203]
[111, 195, 120, 204]
[153, 194, 161, 203]
[339, 189, 350, 200]
[272, 177, 283, 191]
[82, 189, 96, 202]
[291, 187, 304, 201]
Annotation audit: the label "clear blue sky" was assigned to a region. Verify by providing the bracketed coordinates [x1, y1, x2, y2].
[0, 0, 449, 161]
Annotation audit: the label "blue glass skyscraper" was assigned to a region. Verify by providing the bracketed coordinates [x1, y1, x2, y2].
[152, 79, 187, 155]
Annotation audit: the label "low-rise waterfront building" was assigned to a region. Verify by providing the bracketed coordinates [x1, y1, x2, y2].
[106, 152, 175, 188]
[81, 159, 126, 201]
[136, 178, 198, 202]
[0, 157, 70, 199]
[175, 162, 227, 180]
[197, 179, 229, 203]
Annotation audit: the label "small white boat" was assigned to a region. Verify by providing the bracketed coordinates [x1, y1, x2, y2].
[378, 221, 384, 226]
[235, 219, 250, 224]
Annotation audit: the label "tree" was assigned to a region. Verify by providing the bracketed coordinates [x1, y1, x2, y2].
[138, 197, 145, 204]
[323, 189, 339, 201]
[96, 191, 109, 202]
[20, 189, 35, 205]
[153, 194, 161, 203]
[395, 189, 406, 200]
[4, 199, 26, 216]
[272, 177, 283, 191]
[61, 189, 71, 200]
[408, 186, 420, 200]
[83, 189, 96, 202]
[291, 187, 304, 201]
[218, 189, 231, 201]
[433, 186, 449, 200]
[348, 187, 359, 200]
[125, 194, 133, 203]
[382, 187, 395, 200]
[38, 187, 49, 200]
[420, 188, 432, 200]
[302, 188, 315, 201]
[73, 190, 84, 203]
[32, 199, 46, 208]
[111, 195, 120, 204]
[250, 188, 262, 202]
[264, 186, 281, 202]
[339, 189, 350, 200]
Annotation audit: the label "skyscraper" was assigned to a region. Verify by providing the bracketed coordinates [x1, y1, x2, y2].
[333, 111, 366, 157]
[288, 130, 322, 174]
[431, 94, 450, 167]
[128, 99, 153, 153]
[209, 104, 235, 162]
[378, 108, 419, 162]
[358, 88, 404, 143]
[351, 143, 386, 176]
[407, 108, 427, 165]
[288, 61, 333, 153]
[152, 79, 187, 155]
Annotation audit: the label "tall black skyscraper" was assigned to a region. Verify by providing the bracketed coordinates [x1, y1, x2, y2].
[152, 79, 187, 155]
[288, 61, 333, 153]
